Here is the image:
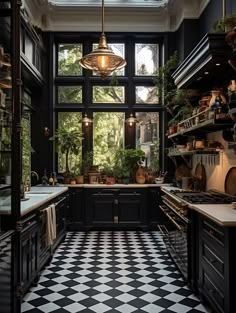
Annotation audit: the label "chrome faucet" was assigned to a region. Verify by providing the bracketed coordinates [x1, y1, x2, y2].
[31, 171, 39, 181]
[30, 171, 40, 190]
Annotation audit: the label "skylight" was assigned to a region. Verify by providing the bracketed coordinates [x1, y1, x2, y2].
[48, 0, 170, 8]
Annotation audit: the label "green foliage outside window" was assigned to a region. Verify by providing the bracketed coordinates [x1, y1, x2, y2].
[22, 113, 31, 182]
[58, 86, 82, 103]
[93, 112, 124, 168]
[58, 44, 83, 76]
[93, 86, 125, 103]
[57, 112, 82, 174]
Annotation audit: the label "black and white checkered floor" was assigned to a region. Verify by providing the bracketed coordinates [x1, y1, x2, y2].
[22, 231, 210, 313]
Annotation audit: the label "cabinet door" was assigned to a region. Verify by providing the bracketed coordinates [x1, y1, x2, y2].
[148, 188, 163, 227]
[52, 193, 69, 250]
[89, 193, 115, 226]
[118, 190, 146, 226]
[67, 188, 84, 230]
[21, 221, 39, 294]
[0, 231, 14, 313]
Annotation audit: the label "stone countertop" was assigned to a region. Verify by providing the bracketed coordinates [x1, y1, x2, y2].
[62, 183, 171, 188]
[0, 186, 68, 216]
[161, 186, 236, 227]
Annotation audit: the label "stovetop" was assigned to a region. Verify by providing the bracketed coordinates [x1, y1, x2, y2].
[170, 190, 236, 204]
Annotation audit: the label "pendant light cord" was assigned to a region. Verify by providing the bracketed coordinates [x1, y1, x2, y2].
[222, 0, 226, 19]
[102, 0, 104, 35]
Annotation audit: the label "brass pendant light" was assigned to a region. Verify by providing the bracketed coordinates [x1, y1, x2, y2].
[79, 0, 126, 79]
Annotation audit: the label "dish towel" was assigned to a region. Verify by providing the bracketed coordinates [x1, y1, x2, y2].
[45, 204, 57, 246]
[50, 204, 57, 242]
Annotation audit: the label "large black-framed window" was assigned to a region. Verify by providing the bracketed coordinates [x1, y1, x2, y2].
[52, 33, 165, 174]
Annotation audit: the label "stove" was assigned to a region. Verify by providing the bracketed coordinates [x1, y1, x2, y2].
[170, 190, 236, 204]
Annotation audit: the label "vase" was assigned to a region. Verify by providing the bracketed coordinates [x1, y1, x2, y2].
[135, 166, 146, 184]
[76, 175, 84, 184]
[209, 89, 227, 114]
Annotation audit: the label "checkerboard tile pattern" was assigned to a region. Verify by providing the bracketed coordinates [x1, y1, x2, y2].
[22, 231, 210, 313]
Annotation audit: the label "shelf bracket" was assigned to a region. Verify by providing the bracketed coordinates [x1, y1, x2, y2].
[169, 156, 177, 167]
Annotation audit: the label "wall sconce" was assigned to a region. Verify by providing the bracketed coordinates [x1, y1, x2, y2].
[44, 127, 50, 137]
[82, 114, 93, 127]
[125, 113, 137, 127]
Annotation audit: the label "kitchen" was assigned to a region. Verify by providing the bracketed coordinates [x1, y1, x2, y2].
[1, 0, 236, 312]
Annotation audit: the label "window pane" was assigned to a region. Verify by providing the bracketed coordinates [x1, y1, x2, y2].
[136, 112, 159, 173]
[135, 44, 159, 76]
[136, 86, 158, 104]
[93, 112, 124, 167]
[58, 44, 82, 76]
[21, 91, 32, 182]
[93, 43, 125, 76]
[22, 111, 31, 182]
[58, 86, 82, 103]
[25, 34, 34, 64]
[57, 112, 82, 174]
[93, 86, 125, 103]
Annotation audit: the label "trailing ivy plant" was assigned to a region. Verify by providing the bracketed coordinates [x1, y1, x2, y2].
[213, 13, 236, 32]
[153, 51, 179, 106]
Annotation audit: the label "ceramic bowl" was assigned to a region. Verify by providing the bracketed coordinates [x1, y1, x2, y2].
[155, 178, 164, 184]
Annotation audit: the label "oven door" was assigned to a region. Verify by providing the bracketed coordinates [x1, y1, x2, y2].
[158, 205, 189, 280]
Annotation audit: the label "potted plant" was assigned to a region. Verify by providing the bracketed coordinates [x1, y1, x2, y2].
[81, 151, 93, 175]
[213, 14, 236, 64]
[102, 164, 115, 184]
[115, 148, 145, 182]
[213, 13, 236, 33]
[122, 166, 130, 184]
[49, 128, 83, 180]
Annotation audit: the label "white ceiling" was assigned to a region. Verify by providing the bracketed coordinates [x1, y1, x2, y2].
[23, 0, 210, 32]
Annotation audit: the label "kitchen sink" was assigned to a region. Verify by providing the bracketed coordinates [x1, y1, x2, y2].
[26, 191, 54, 195]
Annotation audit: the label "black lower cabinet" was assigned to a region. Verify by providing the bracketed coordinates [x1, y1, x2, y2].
[0, 231, 15, 313]
[148, 188, 163, 228]
[39, 192, 69, 269]
[20, 219, 39, 295]
[86, 188, 147, 229]
[197, 214, 236, 313]
[67, 188, 85, 230]
[21, 191, 69, 296]
[52, 192, 69, 250]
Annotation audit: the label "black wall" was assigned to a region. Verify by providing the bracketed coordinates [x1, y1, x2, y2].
[199, 0, 236, 38]
[175, 19, 200, 62]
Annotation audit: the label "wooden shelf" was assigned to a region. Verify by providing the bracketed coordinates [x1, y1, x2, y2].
[168, 112, 233, 139]
[167, 149, 220, 157]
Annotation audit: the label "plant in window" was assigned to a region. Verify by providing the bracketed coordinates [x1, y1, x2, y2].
[50, 128, 83, 176]
[114, 148, 145, 182]
[153, 51, 179, 107]
[81, 151, 93, 175]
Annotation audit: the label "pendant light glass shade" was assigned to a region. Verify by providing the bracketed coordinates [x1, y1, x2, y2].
[82, 113, 93, 127]
[125, 113, 137, 127]
[79, 0, 126, 79]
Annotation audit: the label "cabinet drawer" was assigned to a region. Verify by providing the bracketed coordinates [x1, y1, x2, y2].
[202, 219, 224, 247]
[201, 270, 224, 313]
[202, 241, 224, 277]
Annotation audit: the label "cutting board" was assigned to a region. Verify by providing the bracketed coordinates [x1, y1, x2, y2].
[195, 162, 206, 191]
[225, 167, 236, 196]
